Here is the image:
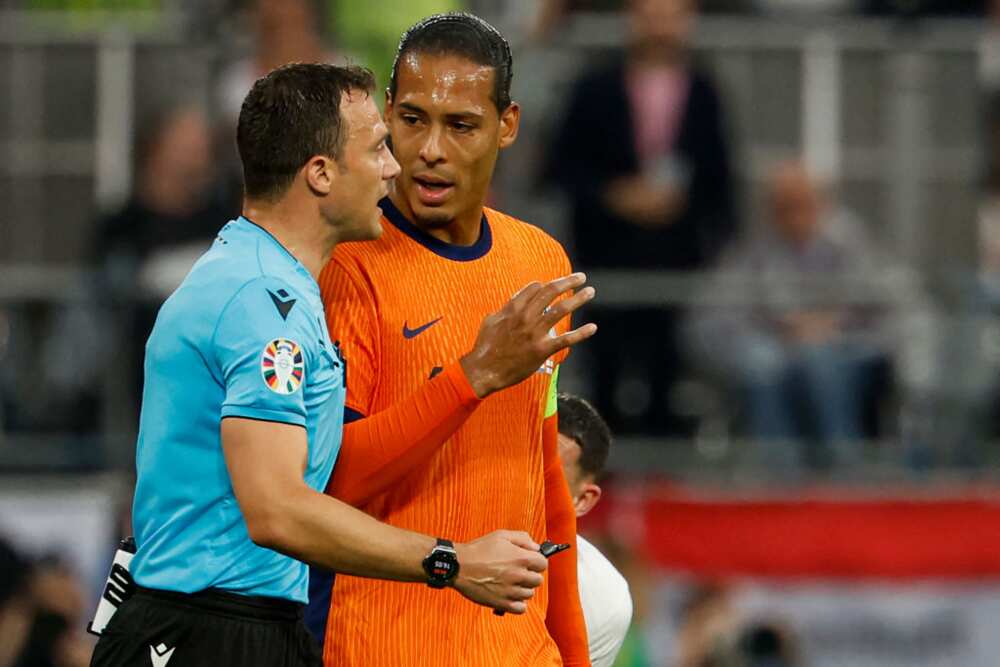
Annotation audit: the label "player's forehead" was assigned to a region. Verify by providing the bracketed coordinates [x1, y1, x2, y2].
[394, 51, 496, 115]
[339, 90, 385, 146]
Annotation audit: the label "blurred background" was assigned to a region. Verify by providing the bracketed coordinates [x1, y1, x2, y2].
[1, 0, 999, 664]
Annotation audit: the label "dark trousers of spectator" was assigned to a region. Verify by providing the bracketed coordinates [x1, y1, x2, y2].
[585, 307, 695, 437]
[736, 339, 880, 469]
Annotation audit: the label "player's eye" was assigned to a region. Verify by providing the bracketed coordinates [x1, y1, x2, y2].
[401, 115, 420, 126]
[450, 121, 474, 133]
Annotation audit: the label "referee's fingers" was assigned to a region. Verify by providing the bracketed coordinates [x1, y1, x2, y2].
[501, 600, 529, 615]
[507, 586, 536, 602]
[514, 570, 545, 590]
[504, 530, 540, 553]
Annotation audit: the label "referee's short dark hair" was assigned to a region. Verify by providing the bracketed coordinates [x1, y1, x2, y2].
[237, 63, 376, 201]
[390, 12, 514, 113]
[557, 393, 612, 480]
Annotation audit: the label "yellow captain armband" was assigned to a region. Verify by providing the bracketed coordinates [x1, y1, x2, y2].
[544, 366, 560, 419]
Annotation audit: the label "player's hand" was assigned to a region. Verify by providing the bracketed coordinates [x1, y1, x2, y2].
[460, 273, 597, 398]
[452, 530, 548, 614]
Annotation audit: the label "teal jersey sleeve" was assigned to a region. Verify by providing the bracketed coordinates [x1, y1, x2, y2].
[215, 278, 318, 427]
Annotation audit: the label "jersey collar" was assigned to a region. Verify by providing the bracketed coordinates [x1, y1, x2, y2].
[380, 197, 492, 262]
[237, 216, 318, 288]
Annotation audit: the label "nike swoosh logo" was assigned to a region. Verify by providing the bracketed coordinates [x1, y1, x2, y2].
[150, 644, 175, 667]
[268, 289, 296, 321]
[403, 317, 443, 339]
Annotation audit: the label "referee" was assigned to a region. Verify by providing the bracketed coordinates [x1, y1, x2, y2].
[90, 64, 591, 666]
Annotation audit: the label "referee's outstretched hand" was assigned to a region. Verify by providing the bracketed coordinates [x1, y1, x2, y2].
[460, 272, 597, 398]
[452, 530, 548, 615]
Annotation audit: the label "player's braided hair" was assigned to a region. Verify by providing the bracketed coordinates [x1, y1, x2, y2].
[390, 12, 514, 113]
[237, 63, 375, 200]
[557, 393, 612, 480]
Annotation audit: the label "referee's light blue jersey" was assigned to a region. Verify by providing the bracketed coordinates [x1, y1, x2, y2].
[130, 217, 345, 603]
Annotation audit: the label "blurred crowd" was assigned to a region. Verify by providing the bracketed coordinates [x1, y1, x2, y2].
[1, 0, 999, 475]
[0, 537, 91, 667]
[1, 3, 999, 667]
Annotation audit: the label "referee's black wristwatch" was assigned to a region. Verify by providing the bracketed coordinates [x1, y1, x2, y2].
[422, 538, 459, 588]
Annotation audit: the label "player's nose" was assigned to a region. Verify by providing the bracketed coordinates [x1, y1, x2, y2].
[419, 126, 445, 165]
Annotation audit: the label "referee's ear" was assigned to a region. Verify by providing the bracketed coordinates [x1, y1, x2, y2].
[304, 155, 335, 196]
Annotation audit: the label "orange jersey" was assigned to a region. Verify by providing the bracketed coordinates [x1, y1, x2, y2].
[317, 199, 573, 666]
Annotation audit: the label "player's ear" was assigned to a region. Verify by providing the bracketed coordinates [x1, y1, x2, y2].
[574, 482, 601, 518]
[384, 88, 394, 118]
[498, 101, 520, 150]
[304, 155, 334, 196]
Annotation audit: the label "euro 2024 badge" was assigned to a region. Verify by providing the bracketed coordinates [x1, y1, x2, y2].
[262, 338, 305, 394]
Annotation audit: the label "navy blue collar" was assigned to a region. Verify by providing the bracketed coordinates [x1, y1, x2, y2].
[380, 197, 492, 262]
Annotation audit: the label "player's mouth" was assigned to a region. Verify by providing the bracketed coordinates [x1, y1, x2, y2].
[413, 174, 455, 206]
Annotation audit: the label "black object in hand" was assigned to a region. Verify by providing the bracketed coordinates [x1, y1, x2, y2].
[494, 541, 572, 616]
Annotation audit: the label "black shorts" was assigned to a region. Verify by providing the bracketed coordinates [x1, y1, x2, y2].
[90, 586, 322, 667]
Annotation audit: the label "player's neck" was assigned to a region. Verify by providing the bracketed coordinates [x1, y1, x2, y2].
[241, 198, 336, 281]
[388, 189, 484, 247]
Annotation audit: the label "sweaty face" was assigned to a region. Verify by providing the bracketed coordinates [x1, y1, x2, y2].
[326, 92, 400, 241]
[387, 52, 514, 230]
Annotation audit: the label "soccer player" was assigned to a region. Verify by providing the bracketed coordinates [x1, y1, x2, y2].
[556, 393, 633, 667]
[91, 63, 594, 667]
[313, 13, 594, 667]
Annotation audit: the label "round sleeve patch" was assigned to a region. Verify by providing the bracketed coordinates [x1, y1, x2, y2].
[261, 338, 305, 394]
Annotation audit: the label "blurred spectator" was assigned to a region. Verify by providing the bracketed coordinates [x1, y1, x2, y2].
[734, 620, 802, 667]
[674, 582, 740, 667]
[332, 1, 462, 87]
[547, 0, 738, 436]
[215, 0, 345, 209]
[0, 538, 92, 667]
[0, 537, 31, 667]
[216, 0, 342, 123]
[95, 105, 228, 415]
[687, 161, 891, 469]
[673, 582, 804, 667]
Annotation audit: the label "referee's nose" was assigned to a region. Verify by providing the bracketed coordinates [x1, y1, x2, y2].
[384, 151, 401, 182]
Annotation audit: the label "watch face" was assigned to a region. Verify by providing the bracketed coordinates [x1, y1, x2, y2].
[429, 558, 454, 578]
[423, 547, 458, 586]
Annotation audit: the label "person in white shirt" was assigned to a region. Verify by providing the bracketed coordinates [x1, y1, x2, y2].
[557, 393, 634, 667]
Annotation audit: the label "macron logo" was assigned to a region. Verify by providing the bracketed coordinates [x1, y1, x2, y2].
[150, 643, 175, 667]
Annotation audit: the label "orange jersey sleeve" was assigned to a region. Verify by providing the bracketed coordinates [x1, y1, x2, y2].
[543, 395, 591, 666]
[542, 247, 590, 665]
[328, 362, 480, 507]
[318, 254, 380, 416]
